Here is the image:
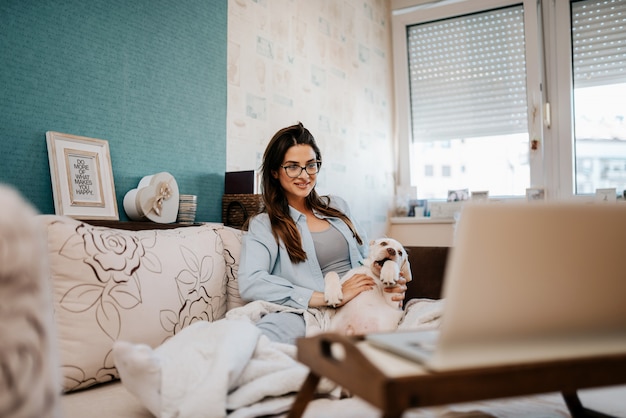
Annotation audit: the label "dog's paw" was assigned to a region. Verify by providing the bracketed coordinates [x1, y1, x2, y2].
[324, 271, 343, 307]
[380, 261, 399, 286]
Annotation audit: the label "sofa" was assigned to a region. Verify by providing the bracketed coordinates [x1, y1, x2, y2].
[51, 220, 449, 417]
[2, 183, 455, 418]
[0, 183, 250, 417]
[3, 184, 625, 418]
[0, 183, 448, 418]
[51, 217, 249, 416]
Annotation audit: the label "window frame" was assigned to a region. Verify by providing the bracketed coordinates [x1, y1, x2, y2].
[551, 0, 577, 199]
[391, 0, 584, 200]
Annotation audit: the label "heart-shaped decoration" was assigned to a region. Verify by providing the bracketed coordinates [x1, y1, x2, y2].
[123, 172, 179, 223]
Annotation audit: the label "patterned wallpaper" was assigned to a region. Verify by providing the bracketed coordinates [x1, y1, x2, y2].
[226, 0, 395, 238]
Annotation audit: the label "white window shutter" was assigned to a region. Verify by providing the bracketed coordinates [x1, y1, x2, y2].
[572, 0, 626, 89]
[407, 5, 528, 142]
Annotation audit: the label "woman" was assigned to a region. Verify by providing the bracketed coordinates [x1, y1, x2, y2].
[238, 122, 407, 344]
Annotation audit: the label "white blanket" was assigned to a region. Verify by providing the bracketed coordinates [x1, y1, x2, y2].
[113, 298, 444, 418]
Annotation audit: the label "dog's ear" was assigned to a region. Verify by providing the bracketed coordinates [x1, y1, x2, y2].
[400, 254, 413, 283]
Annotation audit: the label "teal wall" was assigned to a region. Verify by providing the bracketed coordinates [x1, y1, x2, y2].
[0, 0, 227, 222]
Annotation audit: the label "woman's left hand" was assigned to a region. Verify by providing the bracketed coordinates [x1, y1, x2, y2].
[384, 274, 408, 307]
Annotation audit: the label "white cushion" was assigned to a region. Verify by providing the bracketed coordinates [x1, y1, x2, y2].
[0, 185, 62, 417]
[39, 216, 228, 392]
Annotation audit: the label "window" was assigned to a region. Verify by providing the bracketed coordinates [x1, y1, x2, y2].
[392, 0, 626, 200]
[570, 0, 626, 195]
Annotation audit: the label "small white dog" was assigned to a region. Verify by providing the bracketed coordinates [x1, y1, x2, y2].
[324, 238, 412, 336]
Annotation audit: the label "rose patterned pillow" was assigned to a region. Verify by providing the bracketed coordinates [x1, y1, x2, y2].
[40, 216, 227, 392]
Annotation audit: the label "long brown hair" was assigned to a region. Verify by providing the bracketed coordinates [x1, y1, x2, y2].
[260, 122, 363, 263]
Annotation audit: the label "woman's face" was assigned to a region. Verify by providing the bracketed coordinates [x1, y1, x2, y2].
[274, 144, 318, 205]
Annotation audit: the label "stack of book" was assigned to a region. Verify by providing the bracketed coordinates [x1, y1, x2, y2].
[176, 194, 197, 224]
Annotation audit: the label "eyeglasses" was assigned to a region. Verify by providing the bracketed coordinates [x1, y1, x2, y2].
[280, 161, 321, 178]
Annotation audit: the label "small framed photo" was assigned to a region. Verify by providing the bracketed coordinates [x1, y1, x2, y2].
[447, 189, 469, 202]
[526, 187, 545, 201]
[46, 131, 119, 220]
[595, 188, 617, 203]
[471, 191, 489, 201]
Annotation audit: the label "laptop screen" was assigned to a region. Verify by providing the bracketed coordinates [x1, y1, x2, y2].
[414, 202, 626, 370]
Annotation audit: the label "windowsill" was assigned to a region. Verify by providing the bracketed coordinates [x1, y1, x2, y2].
[389, 216, 455, 224]
[388, 216, 456, 246]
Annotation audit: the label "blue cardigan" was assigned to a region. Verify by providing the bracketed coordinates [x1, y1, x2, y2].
[238, 196, 369, 309]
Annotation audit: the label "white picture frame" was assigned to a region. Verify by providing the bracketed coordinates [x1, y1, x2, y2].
[447, 189, 469, 202]
[595, 188, 617, 203]
[46, 131, 119, 220]
[526, 187, 546, 201]
[471, 191, 489, 201]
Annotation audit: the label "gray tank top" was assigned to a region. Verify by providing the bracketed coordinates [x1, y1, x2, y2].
[311, 225, 352, 277]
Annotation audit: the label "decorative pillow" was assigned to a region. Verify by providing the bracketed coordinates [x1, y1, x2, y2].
[39, 216, 228, 392]
[0, 185, 61, 417]
[218, 226, 247, 310]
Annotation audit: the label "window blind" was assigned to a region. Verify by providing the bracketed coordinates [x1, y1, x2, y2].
[572, 0, 626, 89]
[407, 5, 529, 142]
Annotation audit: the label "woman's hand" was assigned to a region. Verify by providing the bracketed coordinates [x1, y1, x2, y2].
[308, 273, 406, 308]
[308, 273, 375, 308]
[336, 273, 376, 307]
[384, 274, 408, 307]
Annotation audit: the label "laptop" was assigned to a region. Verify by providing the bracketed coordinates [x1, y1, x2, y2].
[366, 201, 626, 371]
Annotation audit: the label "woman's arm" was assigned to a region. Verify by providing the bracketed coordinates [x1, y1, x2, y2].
[308, 273, 376, 308]
[239, 214, 318, 309]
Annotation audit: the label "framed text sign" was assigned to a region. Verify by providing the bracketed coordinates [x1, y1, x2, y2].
[46, 131, 119, 220]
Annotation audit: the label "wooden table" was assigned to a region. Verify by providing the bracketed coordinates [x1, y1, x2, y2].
[288, 333, 626, 418]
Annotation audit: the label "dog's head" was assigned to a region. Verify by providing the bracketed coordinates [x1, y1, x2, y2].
[366, 238, 412, 282]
